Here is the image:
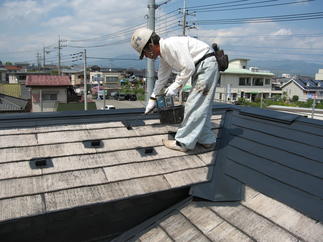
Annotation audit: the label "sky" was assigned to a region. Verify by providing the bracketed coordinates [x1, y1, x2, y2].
[0, 0, 322, 68]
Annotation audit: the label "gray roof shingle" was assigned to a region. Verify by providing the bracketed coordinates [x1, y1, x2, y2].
[0, 115, 221, 223]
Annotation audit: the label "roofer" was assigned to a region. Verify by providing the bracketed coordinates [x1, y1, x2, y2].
[131, 28, 219, 152]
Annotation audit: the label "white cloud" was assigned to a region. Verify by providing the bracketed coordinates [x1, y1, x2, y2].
[193, 23, 323, 63]
[0, 0, 322, 65]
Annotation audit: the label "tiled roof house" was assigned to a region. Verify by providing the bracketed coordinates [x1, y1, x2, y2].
[0, 105, 322, 241]
[26, 75, 71, 112]
[281, 78, 323, 101]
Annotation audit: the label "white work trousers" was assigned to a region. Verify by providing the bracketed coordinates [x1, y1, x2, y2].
[175, 56, 219, 150]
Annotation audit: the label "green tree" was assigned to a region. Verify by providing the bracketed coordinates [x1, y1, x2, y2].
[291, 95, 299, 102]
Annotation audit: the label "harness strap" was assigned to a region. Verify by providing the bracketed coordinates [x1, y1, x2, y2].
[195, 52, 215, 67]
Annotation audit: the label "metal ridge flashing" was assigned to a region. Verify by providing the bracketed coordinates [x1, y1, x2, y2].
[239, 106, 300, 124]
[0, 108, 146, 120]
[0, 108, 159, 129]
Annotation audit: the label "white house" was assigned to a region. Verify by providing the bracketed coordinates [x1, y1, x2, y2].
[315, 69, 323, 81]
[215, 59, 278, 102]
[90, 70, 122, 95]
[281, 78, 323, 102]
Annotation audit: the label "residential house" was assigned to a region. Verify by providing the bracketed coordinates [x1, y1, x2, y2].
[0, 67, 6, 83]
[26, 75, 71, 112]
[90, 69, 122, 95]
[315, 69, 323, 81]
[215, 58, 279, 102]
[281, 78, 323, 102]
[4, 65, 22, 73]
[62, 69, 84, 87]
[0, 83, 30, 100]
[7, 71, 49, 84]
[0, 93, 30, 112]
[0, 105, 321, 241]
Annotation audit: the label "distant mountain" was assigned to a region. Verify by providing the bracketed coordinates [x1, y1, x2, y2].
[90, 54, 322, 78]
[248, 59, 322, 78]
[89, 54, 147, 70]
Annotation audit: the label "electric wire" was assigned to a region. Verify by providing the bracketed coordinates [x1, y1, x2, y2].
[191, 0, 314, 13]
[196, 11, 323, 25]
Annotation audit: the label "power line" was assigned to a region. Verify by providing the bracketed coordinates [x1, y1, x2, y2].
[67, 9, 179, 43]
[66, 18, 181, 49]
[198, 32, 323, 39]
[187, 0, 255, 9]
[191, 0, 314, 13]
[224, 44, 323, 51]
[196, 11, 323, 25]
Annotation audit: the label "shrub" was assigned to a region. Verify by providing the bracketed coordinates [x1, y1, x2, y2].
[291, 95, 299, 102]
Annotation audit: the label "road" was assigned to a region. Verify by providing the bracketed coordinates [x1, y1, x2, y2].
[95, 99, 145, 110]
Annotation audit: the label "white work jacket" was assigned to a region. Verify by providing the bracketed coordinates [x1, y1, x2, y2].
[153, 36, 211, 96]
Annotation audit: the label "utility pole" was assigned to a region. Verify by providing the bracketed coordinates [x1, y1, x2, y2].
[182, 0, 187, 36]
[83, 49, 88, 111]
[43, 47, 46, 68]
[57, 36, 67, 75]
[58, 36, 61, 75]
[179, 0, 196, 36]
[146, 0, 156, 103]
[36, 52, 41, 69]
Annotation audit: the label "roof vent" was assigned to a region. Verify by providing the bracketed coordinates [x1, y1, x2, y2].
[122, 120, 145, 130]
[136, 146, 157, 156]
[144, 147, 155, 154]
[30, 157, 53, 169]
[83, 139, 103, 148]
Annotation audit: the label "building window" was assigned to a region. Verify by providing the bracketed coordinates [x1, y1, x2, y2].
[265, 79, 270, 85]
[42, 93, 57, 101]
[106, 76, 118, 82]
[253, 78, 263, 86]
[239, 77, 251, 86]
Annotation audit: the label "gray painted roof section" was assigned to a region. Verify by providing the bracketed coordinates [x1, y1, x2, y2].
[118, 186, 323, 242]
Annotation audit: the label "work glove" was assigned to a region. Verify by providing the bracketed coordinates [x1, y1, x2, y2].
[145, 97, 157, 114]
[165, 82, 181, 97]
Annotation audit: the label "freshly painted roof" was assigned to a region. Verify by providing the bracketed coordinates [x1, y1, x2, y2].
[26, 75, 71, 86]
[0, 112, 221, 223]
[120, 186, 323, 241]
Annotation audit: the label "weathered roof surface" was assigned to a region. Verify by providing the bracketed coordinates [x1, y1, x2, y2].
[0, 114, 221, 223]
[0, 94, 28, 112]
[26, 75, 71, 86]
[120, 186, 323, 242]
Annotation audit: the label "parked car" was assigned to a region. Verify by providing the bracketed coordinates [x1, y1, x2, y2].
[110, 92, 119, 100]
[125, 94, 137, 101]
[101, 105, 116, 110]
[117, 93, 126, 101]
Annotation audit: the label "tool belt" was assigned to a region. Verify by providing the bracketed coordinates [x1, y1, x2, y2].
[195, 44, 229, 72]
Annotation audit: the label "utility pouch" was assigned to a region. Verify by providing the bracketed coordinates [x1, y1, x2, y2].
[212, 43, 229, 72]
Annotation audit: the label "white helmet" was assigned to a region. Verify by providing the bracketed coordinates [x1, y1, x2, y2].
[131, 28, 153, 59]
